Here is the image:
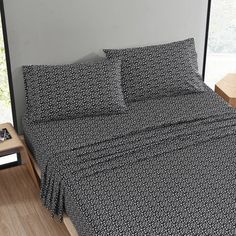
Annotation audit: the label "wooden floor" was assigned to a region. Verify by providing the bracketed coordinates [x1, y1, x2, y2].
[0, 164, 70, 236]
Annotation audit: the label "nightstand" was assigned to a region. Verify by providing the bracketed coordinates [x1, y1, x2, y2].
[215, 74, 236, 108]
[0, 123, 39, 189]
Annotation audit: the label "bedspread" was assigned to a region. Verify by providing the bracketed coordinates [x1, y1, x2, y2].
[23, 89, 236, 235]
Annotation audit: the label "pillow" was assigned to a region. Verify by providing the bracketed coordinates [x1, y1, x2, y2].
[23, 59, 127, 122]
[104, 38, 205, 102]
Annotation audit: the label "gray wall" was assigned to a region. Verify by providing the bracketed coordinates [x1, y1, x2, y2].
[4, 0, 209, 132]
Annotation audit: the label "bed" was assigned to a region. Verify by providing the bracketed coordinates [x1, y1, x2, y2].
[20, 38, 236, 235]
[22, 86, 236, 235]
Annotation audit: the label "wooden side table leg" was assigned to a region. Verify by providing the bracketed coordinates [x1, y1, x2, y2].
[20, 147, 40, 190]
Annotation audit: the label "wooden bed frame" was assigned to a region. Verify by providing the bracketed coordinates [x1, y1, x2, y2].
[21, 137, 79, 236]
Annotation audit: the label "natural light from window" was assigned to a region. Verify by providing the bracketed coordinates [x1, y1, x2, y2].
[205, 0, 236, 89]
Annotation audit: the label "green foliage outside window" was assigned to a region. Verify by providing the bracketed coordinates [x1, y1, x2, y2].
[0, 21, 10, 108]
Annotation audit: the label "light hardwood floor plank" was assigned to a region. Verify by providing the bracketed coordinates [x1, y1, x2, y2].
[0, 165, 70, 236]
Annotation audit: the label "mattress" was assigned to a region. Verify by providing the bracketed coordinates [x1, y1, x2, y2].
[22, 88, 236, 235]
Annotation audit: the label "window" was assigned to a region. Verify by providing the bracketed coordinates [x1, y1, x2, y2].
[205, 0, 236, 88]
[0, 6, 17, 167]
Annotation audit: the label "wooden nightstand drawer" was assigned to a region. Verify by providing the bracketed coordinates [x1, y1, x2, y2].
[0, 122, 40, 189]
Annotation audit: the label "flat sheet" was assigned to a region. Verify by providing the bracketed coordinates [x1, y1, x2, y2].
[23, 88, 236, 235]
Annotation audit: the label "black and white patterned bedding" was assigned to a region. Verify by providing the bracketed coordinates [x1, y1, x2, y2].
[22, 87, 236, 235]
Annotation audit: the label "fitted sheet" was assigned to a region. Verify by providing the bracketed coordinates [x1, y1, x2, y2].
[23, 88, 236, 235]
